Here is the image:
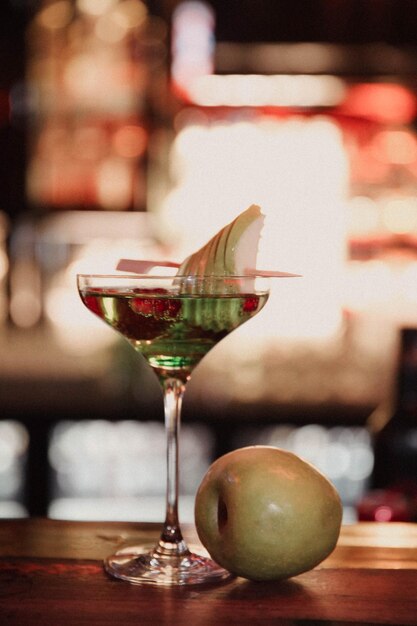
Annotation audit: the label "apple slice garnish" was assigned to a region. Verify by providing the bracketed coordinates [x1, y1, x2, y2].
[178, 204, 264, 277]
[116, 205, 300, 278]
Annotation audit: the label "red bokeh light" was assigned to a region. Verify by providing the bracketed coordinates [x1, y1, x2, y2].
[112, 125, 147, 159]
[341, 83, 417, 124]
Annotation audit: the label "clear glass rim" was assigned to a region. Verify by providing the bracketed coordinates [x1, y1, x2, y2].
[76, 273, 272, 280]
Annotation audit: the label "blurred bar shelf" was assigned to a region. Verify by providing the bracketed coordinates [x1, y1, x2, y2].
[0, 323, 377, 518]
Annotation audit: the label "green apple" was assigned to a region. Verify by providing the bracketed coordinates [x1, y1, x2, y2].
[178, 204, 264, 279]
[194, 446, 342, 581]
[175, 204, 265, 328]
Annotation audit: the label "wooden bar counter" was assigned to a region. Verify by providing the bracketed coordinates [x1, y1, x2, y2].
[0, 518, 416, 625]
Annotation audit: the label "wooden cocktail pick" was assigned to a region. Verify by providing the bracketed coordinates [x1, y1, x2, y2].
[116, 259, 301, 277]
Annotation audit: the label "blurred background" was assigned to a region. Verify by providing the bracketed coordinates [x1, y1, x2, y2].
[1, 0, 417, 523]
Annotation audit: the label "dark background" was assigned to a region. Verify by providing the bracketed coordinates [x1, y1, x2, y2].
[1, 0, 417, 223]
[208, 0, 417, 44]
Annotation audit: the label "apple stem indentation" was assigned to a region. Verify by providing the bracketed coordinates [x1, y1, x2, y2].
[217, 497, 228, 533]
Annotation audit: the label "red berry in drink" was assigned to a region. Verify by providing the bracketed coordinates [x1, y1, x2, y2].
[242, 296, 259, 313]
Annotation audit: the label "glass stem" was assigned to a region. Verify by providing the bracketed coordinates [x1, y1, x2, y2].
[156, 376, 189, 557]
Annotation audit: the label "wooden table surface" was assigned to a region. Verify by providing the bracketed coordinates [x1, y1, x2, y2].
[0, 518, 416, 625]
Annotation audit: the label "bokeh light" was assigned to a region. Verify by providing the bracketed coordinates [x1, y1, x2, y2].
[37, 0, 73, 30]
[112, 125, 147, 158]
[76, 0, 118, 17]
[342, 83, 417, 124]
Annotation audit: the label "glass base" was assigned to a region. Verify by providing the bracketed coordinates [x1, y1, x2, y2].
[104, 543, 233, 587]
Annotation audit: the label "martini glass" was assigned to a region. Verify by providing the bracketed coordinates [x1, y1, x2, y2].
[77, 273, 270, 586]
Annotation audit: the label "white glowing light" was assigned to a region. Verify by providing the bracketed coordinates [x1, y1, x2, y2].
[76, 0, 118, 17]
[171, 1, 215, 91]
[64, 54, 103, 98]
[344, 261, 396, 313]
[381, 196, 417, 234]
[348, 196, 380, 235]
[161, 114, 348, 340]
[345, 260, 417, 326]
[63, 52, 136, 113]
[188, 74, 346, 108]
[400, 263, 417, 304]
[44, 281, 116, 355]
